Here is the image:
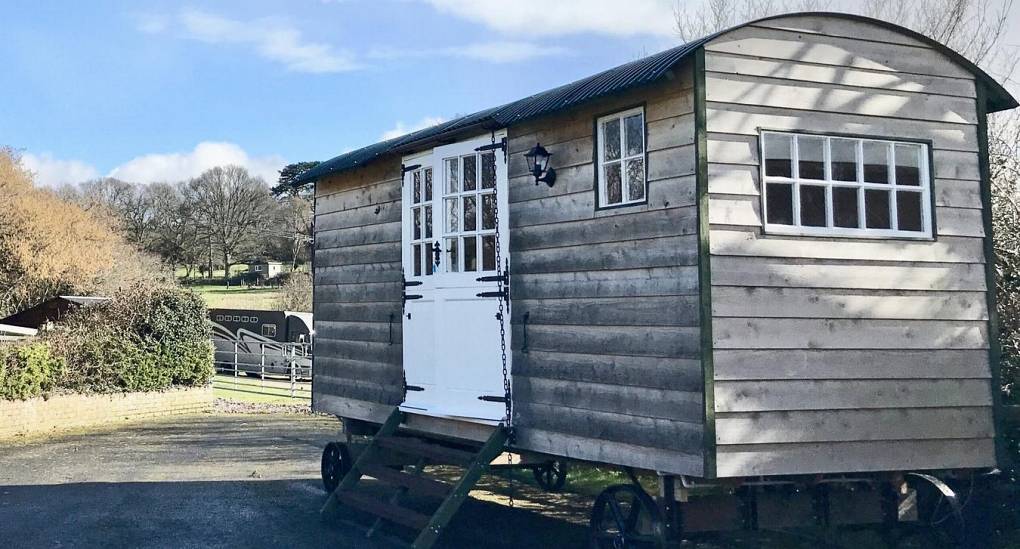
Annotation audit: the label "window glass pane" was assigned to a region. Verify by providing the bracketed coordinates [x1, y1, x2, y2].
[605, 163, 622, 204]
[482, 235, 496, 271]
[463, 155, 477, 191]
[481, 153, 496, 189]
[413, 207, 421, 240]
[445, 238, 459, 272]
[625, 114, 643, 156]
[626, 158, 645, 201]
[413, 171, 421, 204]
[895, 144, 922, 186]
[865, 189, 891, 228]
[481, 193, 496, 230]
[833, 187, 859, 228]
[799, 185, 826, 227]
[831, 139, 857, 182]
[463, 236, 477, 272]
[424, 206, 432, 239]
[426, 242, 434, 275]
[445, 198, 459, 232]
[798, 137, 825, 180]
[766, 183, 794, 225]
[463, 195, 476, 232]
[413, 244, 421, 276]
[447, 158, 459, 193]
[897, 191, 923, 231]
[603, 118, 621, 161]
[764, 134, 793, 178]
[863, 142, 889, 184]
[424, 168, 433, 200]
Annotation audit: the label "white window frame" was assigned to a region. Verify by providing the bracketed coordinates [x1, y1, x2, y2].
[760, 130, 933, 239]
[262, 324, 277, 338]
[596, 106, 647, 208]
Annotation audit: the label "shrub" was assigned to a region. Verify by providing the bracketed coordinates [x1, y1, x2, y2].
[0, 342, 63, 400]
[42, 285, 214, 395]
[276, 270, 311, 312]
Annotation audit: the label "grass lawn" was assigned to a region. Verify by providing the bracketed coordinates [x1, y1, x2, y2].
[188, 284, 283, 310]
[212, 373, 310, 405]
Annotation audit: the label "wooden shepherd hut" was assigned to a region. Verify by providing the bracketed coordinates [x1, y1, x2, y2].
[292, 12, 1017, 547]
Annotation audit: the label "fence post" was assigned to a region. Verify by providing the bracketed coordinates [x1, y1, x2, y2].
[260, 343, 265, 388]
[233, 340, 238, 388]
[290, 344, 297, 398]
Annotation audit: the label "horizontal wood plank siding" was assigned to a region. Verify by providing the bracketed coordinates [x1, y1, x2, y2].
[704, 16, 996, 476]
[508, 73, 706, 475]
[311, 161, 405, 421]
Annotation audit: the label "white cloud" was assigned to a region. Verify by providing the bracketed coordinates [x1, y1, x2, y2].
[369, 41, 566, 63]
[21, 152, 99, 187]
[380, 116, 448, 141]
[424, 0, 678, 37]
[140, 9, 358, 73]
[108, 142, 286, 184]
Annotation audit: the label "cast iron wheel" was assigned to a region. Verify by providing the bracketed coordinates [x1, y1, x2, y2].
[320, 442, 351, 493]
[532, 460, 568, 492]
[589, 484, 665, 549]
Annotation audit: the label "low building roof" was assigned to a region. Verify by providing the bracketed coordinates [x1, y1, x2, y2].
[294, 13, 1016, 186]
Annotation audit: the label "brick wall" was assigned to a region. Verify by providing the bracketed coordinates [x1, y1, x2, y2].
[0, 386, 213, 440]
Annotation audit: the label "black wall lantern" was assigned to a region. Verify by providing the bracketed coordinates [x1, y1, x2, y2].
[524, 142, 556, 187]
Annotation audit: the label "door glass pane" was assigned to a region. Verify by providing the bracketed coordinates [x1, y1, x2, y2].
[603, 118, 621, 161]
[605, 163, 622, 204]
[413, 244, 422, 276]
[897, 191, 923, 231]
[445, 238, 459, 272]
[626, 158, 645, 201]
[424, 168, 433, 200]
[764, 134, 793, 178]
[463, 236, 477, 272]
[413, 171, 421, 204]
[426, 242, 434, 275]
[863, 142, 889, 184]
[833, 187, 859, 228]
[447, 158, 459, 193]
[799, 185, 826, 227]
[831, 138, 857, 182]
[481, 193, 496, 230]
[463, 155, 477, 191]
[424, 205, 432, 239]
[413, 207, 421, 240]
[865, 189, 891, 228]
[766, 183, 793, 225]
[625, 114, 643, 156]
[895, 144, 921, 186]
[798, 137, 825, 180]
[463, 195, 477, 231]
[482, 235, 496, 271]
[445, 198, 459, 232]
[481, 152, 496, 189]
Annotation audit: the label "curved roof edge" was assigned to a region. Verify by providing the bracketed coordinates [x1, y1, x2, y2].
[296, 12, 1016, 186]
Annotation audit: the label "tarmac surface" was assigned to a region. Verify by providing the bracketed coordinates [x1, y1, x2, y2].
[0, 413, 588, 549]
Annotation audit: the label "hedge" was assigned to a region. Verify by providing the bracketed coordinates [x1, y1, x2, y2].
[0, 285, 214, 400]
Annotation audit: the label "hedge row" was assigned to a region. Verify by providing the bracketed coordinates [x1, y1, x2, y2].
[0, 285, 214, 400]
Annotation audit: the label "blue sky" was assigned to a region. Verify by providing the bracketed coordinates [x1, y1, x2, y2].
[2, 0, 681, 186]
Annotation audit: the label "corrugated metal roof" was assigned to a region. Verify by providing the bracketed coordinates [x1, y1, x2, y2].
[295, 13, 1015, 185]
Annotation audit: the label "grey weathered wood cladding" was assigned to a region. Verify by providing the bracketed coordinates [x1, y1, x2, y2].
[308, 13, 1011, 480]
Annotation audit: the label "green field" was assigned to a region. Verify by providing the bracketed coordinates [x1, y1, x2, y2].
[189, 284, 283, 309]
[212, 373, 311, 404]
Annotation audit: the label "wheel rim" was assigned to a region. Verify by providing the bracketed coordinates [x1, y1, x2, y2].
[589, 484, 664, 548]
[321, 442, 346, 493]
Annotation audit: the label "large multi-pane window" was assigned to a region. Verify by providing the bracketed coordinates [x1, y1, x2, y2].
[443, 151, 498, 273]
[761, 131, 932, 238]
[409, 166, 434, 277]
[597, 106, 647, 208]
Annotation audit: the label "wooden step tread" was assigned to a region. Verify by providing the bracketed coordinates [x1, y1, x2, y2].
[336, 491, 430, 531]
[375, 436, 477, 466]
[361, 465, 452, 499]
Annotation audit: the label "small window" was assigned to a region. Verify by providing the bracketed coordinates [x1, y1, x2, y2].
[761, 131, 932, 238]
[254, 265, 262, 272]
[597, 107, 646, 208]
[262, 324, 277, 338]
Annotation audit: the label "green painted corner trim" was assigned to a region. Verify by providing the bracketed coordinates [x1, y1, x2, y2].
[976, 83, 1009, 468]
[693, 47, 717, 480]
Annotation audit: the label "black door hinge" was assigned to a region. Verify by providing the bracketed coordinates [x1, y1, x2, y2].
[401, 163, 421, 174]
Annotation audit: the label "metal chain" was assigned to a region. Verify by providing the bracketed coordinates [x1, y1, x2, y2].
[488, 134, 514, 508]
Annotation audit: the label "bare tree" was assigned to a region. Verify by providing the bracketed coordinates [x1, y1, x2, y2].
[182, 166, 275, 281]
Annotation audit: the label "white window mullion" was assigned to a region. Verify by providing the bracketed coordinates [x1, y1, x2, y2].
[791, 136, 801, 226]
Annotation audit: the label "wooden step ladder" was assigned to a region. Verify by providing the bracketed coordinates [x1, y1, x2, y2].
[321, 408, 509, 548]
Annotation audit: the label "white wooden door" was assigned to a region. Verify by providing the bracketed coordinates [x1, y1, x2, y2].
[401, 134, 510, 422]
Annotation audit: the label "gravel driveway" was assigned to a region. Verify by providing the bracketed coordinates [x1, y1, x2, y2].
[0, 412, 587, 549]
